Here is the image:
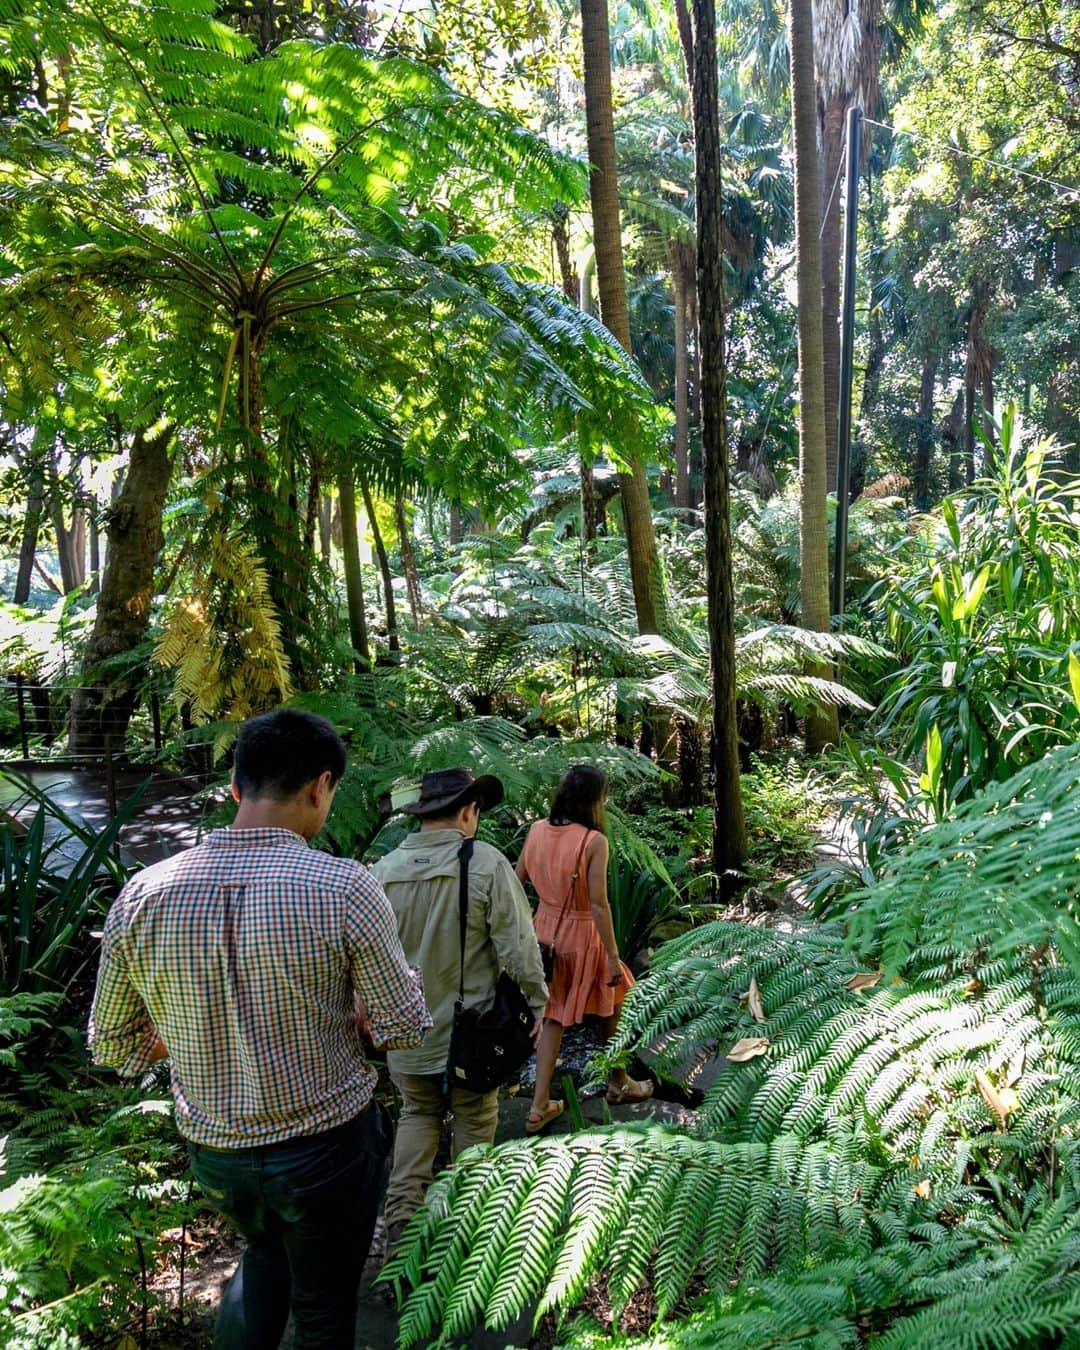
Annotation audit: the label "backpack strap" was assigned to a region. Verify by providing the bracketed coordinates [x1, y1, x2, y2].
[456, 836, 475, 1009]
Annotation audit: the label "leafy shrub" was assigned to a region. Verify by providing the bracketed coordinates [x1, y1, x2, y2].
[0, 995, 193, 1349]
[740, 755, 829, 875]
[876, 408, 1080, 801]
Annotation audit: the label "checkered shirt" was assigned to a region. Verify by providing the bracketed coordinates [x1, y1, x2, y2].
[89, 827, 432, 1148]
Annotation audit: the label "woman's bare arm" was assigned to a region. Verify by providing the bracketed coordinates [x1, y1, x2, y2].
[586, 834, 622, 980]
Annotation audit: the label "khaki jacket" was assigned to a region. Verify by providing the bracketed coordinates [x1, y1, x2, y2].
[371, 828, 548, 1077]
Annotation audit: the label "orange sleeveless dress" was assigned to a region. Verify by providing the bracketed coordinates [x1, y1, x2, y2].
[522, 820, 634, 1027]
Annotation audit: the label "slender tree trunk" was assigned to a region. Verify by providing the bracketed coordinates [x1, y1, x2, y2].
[944, 386, 965, 493]
[359, 476, 400, 659]
[69, 505, 86, 590]
[395, 496, 423, 627]
[981, 366, 995, 468]
[337, 473, 370, 674]
[820, 95, 846, 490]
[789, 0, 839, 752]
[671, 243, 692, 510]
[68, 423, 173, 754]
[553, 207, 600, 545]
[303, 453, 320, 564]
[448, 503, 463, 548]
[88, 499, 100, 594]
[318, 494, 332, 565]
[580, 0, 662, 635]
[14, 454, 45, 605]
[691, 0, 747, 876]
[963, 351, 977, 487]
[688, 274, 702, 495]
[913, 355, 938, 511]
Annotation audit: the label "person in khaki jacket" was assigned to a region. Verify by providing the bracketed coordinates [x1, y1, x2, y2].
[371, 768, 548, 1249]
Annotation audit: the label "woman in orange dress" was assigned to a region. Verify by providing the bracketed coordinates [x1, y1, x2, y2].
[516, 765, 653, 1132]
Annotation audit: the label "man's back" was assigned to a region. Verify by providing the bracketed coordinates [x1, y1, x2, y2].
[372, 827, 547, 1076]
[91, 826, 430, 1147]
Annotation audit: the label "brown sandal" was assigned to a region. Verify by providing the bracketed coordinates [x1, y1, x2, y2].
[525, 1100, 565, 1133]
[606, 1078, 654, 1105]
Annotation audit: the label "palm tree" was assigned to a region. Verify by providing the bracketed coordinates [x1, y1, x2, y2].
[579, 0, 664, 634]
[789, 0, 840, 751]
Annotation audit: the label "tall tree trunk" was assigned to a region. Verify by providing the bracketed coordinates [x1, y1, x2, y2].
[688, 271, 702, 494]
[691, 0, 748, 876]
[671, 243, 692, 510]
[68, 423, 173, 754]
[337, 473, 370, 674]
[820, 95, 845, 490]
[963, 346, 977, 487]
[359, 476, 400, 659]
[448, 503, 463, 548]
[88, 497, 100, 594]
[913, 354, 938, 511]
[318, 494, 332, 565]
[14, 453, 45, 606]
[580, 0, 662, 635]
[303, 452, 320, 565]
[553, 207, 600, 545]
[789, 0, 839, 751]
[943, 387, 965, 492]
[396, 495, 423, 627]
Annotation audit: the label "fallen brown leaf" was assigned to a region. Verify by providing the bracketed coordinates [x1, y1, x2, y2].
[843, 972, 881, 992]
[747, 976, 766, 1023]
[726, 1036, 770, 1063]
[913, 1179, 932, 1200]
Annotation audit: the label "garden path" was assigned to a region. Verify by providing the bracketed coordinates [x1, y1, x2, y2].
[0, 764, 219, 867]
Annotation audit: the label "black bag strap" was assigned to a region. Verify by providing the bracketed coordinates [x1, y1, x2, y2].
[456, 836, 475, 1008]
[549, 828, 592, 951]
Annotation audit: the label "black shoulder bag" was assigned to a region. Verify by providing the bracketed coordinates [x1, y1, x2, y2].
[446, 837, 536, 1094]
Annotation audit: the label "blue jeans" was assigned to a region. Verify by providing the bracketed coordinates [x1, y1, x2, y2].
[187, 1103, 391, 1350]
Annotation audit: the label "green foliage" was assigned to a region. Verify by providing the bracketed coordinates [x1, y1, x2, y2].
[384, 1123, 946, 1346]
[876, 410, 1080, 801]
[740, 755, 829, 874]
[845, 740, 1080, 981]
[388, 768, 1080, 1344]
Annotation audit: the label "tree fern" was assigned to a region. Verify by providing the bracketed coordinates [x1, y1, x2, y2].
[386, 1124, 946, 1345]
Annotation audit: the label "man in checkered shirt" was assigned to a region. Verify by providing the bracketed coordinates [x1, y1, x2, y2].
[89, 708, 432, 1349]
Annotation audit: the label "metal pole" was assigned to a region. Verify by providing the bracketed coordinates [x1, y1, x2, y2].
[15, 676, 28, 760]
[831, 104, 862, 619]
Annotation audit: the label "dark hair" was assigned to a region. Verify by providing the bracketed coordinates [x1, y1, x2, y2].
[549, 765, 608, 834]
[233, 708, 347, 800]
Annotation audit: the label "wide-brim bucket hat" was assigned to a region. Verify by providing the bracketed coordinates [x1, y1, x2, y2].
[394, 767, 504, 817]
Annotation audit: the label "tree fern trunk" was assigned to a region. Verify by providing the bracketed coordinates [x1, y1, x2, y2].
[360, 476, 400, 660]
[691, 0, 748, 873]
[338, 472, 371, 674]
[789, 0, 839, 752]
[580, 0, 662, 635]
[69, 423, 173, 754]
